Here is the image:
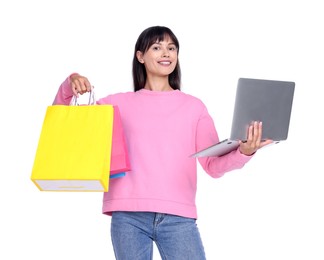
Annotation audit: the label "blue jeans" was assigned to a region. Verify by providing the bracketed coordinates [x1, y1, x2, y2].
[111, 211, 206, 260]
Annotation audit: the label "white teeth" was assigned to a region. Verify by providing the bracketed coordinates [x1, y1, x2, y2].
[159, 62, 171, 65]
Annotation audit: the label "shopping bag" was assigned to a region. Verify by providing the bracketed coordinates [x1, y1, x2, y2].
[110, 106, 131, 178]
[31, 91, 114, 192]
[71, 92, 131, 177]
[68, 94, 130, 178]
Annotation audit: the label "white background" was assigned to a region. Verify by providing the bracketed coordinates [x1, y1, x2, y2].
[1, 0, 323, 259]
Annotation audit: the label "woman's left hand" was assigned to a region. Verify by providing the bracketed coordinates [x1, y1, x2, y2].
[239, 121, 273, 156]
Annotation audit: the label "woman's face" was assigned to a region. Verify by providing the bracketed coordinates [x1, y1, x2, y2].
[137, 36, 178, 78]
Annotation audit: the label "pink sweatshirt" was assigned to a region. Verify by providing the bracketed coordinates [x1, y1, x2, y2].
[53, 77, 253, 219]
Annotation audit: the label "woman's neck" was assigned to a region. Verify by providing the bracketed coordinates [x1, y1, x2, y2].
[144, 77, 173, 91]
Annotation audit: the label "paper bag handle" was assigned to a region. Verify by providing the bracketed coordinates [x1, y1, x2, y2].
[70, 88, 96, 106]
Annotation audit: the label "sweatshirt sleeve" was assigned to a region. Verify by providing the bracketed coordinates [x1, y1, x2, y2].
[52, 75, 75, 105]
[196, 105, 254, 178]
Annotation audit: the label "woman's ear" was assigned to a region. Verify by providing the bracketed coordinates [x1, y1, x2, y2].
[136, 51, 144, 63]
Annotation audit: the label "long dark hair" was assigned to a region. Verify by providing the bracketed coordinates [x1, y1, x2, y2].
[132, 26, 181, 91]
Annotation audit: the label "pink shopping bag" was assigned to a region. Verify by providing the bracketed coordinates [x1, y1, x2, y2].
[110, 106, 131, 177]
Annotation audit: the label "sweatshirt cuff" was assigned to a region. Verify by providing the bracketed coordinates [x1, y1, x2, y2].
[234, 148, 255, 163]
[52, 74, 76, 105]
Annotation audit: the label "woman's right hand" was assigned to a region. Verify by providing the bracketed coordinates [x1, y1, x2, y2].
[70, 73, 92, 97]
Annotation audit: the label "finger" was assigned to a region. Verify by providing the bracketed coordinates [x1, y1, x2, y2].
[260, 139, 274, 148]
[83, 78, 92, 92]
[247, 122, 254, 143]
[258, 121, 263, 142]
[71, 81, 79, 97]
[78, 79, 87, 94]
[254, 121, 262, 146]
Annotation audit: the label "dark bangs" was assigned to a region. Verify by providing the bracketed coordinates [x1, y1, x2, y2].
[136, 26, 180, 54]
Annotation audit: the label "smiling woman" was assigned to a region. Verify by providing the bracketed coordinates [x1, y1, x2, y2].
[51, 25, 270, 260]
[1, 0, 322, 258]
[136, 39, 178, 90]
[133, 26, 181, 91]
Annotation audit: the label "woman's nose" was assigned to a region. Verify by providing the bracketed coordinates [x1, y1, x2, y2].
[162, 48, 170, 57]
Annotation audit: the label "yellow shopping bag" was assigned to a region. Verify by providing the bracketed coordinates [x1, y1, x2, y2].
[31, 94, 114, 192]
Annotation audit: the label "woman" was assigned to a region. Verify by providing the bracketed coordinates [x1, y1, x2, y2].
[53, 26, 272, 260]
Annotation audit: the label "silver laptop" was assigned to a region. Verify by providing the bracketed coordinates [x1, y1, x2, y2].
[191, 78, 295, 157]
